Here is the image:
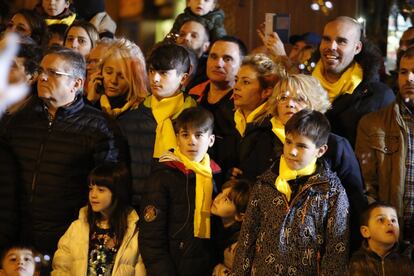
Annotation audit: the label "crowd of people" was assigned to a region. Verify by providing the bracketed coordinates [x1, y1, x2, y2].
[0, 0, 413, 275]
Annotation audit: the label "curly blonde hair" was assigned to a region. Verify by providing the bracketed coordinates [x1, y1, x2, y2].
[267, 74, 331, 117]
[100, 38, 149, 106]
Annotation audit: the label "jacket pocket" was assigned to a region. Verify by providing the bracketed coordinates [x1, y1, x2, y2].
[369, 134, 399, 154]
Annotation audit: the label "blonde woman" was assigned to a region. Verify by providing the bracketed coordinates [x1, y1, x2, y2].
[268, 74, 366, 252]
[231, 53, 286, 181]
[88, 37, 148, 118]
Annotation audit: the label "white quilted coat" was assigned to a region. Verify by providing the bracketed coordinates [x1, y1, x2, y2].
[51, 207, 146, 276]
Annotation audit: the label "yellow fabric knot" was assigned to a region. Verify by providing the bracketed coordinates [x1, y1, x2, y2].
[312, 61, 363, 102]
[174, 148, 213, 239]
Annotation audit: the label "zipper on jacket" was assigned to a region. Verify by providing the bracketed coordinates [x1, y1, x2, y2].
[30, 113, 54, 202]
[381, 259, 385, 276]
[283, 178, 325, 213]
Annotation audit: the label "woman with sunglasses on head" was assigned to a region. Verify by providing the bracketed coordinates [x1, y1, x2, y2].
[267, 73, 366, 253]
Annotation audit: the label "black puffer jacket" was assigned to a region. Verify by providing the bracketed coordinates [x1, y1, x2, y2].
[0, 96, 122, 255]
[0, 141, 19, 250]
[118, 95, 196, 209]
[139, 157, 221, 276]
[236, 116, 277, 182]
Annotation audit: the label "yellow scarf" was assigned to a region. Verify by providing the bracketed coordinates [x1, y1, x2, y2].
[174, 148, 213, 239]
[45, 13, 76, 26]
[234, 103, 267, 136]
[151, 93, 196, 157]
[270, 117, 286, 143]
[312, 61, 363, 102]
[275, 155, 317, 202]
[100, 94, 133, 118]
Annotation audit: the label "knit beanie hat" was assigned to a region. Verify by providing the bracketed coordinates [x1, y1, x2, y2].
[90, 12, 117, 35]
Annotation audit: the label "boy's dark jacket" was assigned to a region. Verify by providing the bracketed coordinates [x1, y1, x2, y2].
[139, 152, 221, 276]
[348, 241, 414, 275]
[232, 159, 350, 275]
[170, 7, 226, 42]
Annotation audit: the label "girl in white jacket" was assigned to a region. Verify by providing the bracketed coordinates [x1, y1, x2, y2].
[52, 164, 146, 276]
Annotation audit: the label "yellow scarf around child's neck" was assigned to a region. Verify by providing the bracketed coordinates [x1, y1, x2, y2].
[174, 148, 213, 239]
[234, 103, 267, 136]
[270, 117, 286, 143]
[45, 13, 76, 26]
[151, 93, 186, 158]
[275, 155, 317, 202]
[312, 60, 363, 102]
[100, 94, 133, 118]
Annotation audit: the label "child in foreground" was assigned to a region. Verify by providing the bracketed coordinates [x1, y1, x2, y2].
[52, 164, 145, 275]
[139, 106, 221, 276]
[211, 179, 251, 276]
[0, 245, 39, 276]
[232, 109, 350, 275]
[348, 202, 414, 275]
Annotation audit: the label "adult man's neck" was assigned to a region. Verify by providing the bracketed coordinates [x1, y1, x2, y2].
[207, 81, 233, 104]
[323, 69, 342, 83]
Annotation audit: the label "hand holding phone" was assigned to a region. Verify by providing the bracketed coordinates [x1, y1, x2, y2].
[265, 13, 291, 44]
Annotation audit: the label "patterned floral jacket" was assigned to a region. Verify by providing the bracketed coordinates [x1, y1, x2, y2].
[232, 160, 350, 276]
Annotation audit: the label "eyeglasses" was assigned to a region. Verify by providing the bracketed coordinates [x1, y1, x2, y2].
[38, 68, 74, 79]
[276, 91, 308, 105]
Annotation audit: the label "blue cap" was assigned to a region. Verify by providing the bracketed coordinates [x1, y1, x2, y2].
[289, 32, 321, 46]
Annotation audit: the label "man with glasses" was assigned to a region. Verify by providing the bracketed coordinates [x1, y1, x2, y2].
[0, 46, 123, 261]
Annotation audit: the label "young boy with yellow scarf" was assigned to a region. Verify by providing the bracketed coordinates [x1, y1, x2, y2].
[119, 43, 196, 212]
[233, 109, 350, 276]
[139, 107, 221, 276]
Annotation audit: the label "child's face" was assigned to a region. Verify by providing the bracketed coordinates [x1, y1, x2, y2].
[361, 207, 400, 249]
[65, 27, 93, 58]
[211, 187, 237, 218]
[283, 132, 327, 170]
[149, 68, 187, 100]
[42, 0, 69, 17]
[0, 249, 36, 276]
[89, 185, 113, 216]
[176, 127, 214, 163]
[188, 0, 215, 16]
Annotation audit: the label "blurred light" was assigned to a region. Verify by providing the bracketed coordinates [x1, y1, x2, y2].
[311, 3, 320, 10]
[44, 254, 51, 261]
[325, 1, 333, 9]
[357, 17, 365, 23]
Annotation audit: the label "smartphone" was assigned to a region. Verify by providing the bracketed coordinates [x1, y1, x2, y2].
[265, 13, 291, 44]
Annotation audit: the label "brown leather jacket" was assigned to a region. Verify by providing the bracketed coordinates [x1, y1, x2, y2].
[355, 98, 408, 218]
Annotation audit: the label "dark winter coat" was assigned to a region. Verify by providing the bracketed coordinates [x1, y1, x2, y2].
[118, 95, 196, 209]
[170, 8, 226, 42]
[236, 116, 277, 181]
[232, 160, 350, 276]
[0, 96, 122, 255]
[0, 141, 19, 250]
[349, 241, 414, 276]
[139, 157, 221, 276]
[193, 84, 239, 183]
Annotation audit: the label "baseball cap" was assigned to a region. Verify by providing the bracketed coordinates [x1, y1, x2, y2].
[289, 32, 321, 47]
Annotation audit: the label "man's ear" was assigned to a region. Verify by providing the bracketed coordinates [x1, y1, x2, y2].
[27, 72, 38, 85]
[316, 144, 328, 158]
[202, 41, 210, 54]
[354, 40, 362, 55]
[208, 134, 215, 147]
[71, 78, 84, 94]
[360, 225, 370, 239]
[235, 212, 245, 222]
